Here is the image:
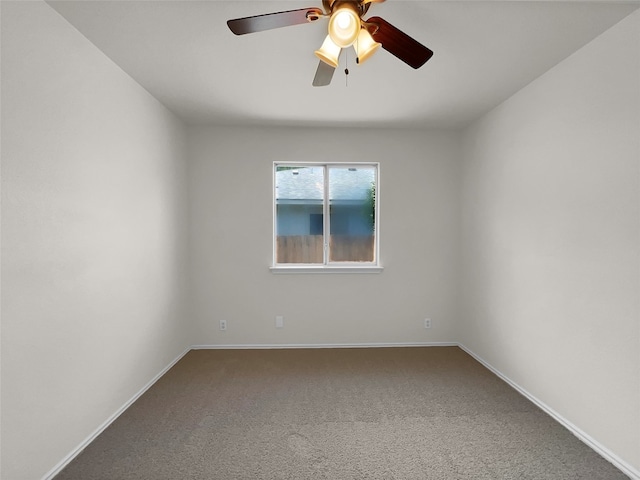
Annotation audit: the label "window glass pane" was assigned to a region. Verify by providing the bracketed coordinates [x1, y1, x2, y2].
[328, 166, 376, 262]
[275, 166, 324, 263]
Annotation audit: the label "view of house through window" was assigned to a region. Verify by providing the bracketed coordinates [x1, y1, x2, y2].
[274, 163, 378, 265]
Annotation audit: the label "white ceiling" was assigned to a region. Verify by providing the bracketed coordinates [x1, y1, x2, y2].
[47, 0, 639, 129]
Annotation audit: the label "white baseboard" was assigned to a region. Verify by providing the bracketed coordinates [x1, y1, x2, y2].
[42, 346, 191, 480]
[192, 342, 458, 350]
[458, 344, 640, 480]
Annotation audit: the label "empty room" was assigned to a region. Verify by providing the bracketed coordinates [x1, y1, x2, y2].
[1, 0, 639, 479]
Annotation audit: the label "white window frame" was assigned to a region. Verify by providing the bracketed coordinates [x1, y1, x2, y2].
[270, 162, 383, 274]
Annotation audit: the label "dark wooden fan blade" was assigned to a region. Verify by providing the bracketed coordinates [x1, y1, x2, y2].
[312, 60, 336, 87]
[366, 16, 433, 69]
[227, 8, 323, 35]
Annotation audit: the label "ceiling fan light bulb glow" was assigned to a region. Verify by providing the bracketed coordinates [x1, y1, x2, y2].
[354, 28, 381, 64]
[314, 35, 341, 68]
[337, 12, 351, 29]
[328, 5, 360, 48]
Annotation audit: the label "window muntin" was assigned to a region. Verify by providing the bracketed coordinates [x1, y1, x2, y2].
[274, 163, 378, 266]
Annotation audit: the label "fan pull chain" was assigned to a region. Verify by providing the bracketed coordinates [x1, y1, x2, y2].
[344, 49, 350, 87]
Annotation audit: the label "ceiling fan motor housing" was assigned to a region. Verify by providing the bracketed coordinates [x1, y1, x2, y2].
[323, 0, 371, 17]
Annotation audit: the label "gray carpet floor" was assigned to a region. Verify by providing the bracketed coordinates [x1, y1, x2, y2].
[55, 347, 628, 479]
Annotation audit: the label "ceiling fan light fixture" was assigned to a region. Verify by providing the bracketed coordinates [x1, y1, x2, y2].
[328, 4, 360, 48]
[227, 3, 435, 87]
[314, 35, 341, 68]
[354, 28, 381, 63]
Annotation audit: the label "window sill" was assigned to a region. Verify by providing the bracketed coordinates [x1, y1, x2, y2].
[270, 265, 384, 274]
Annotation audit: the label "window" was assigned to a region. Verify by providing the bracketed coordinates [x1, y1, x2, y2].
[273, 163, 380, 272]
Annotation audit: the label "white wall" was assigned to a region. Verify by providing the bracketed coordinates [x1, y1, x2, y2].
[189, 126, 460, 346]
[1, 2, 191, 479]
[460, 10, 639, 474]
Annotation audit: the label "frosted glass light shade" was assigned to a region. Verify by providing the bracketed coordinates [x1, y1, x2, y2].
[354, 28, 381, 64]
[314, 35, 341, 68]
[328, 5, 360, 48]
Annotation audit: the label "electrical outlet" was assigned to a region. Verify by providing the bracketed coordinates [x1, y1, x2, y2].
[276, 316, 284, 328]
[219, 319, 227, 331]
[424, 318, 432, 329]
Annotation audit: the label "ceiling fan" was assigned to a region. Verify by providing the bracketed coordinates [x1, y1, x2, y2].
[227, 0, 433, 87]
